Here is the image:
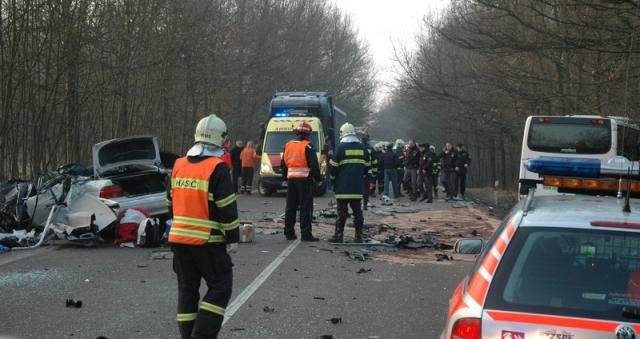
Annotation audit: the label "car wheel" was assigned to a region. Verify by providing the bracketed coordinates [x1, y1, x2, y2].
[258, 179, 273, 197]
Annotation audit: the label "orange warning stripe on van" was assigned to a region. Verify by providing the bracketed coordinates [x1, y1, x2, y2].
[485, 310, 640, 332]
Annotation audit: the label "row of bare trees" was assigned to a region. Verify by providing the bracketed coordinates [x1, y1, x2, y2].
[371, 0, 640, 190]
[0, 0, 376, 180]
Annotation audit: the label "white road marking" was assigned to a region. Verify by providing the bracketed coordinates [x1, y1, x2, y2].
[223, 239, 300, 325]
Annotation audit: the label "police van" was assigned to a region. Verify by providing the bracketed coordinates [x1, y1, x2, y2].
[442, 156, 640, 338]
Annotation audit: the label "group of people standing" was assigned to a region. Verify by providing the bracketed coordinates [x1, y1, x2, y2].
[377, 140, 471, 202]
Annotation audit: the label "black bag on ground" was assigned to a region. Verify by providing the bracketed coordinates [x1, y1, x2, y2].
[137, 218, 161, 248]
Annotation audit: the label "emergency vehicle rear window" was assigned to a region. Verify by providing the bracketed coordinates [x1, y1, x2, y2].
[527, 118, 611, 154]
[485, 227, 640, 322]
[264, 132, 319, 153]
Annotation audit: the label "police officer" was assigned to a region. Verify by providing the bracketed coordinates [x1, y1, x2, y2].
[329, 123, 371, 243]
[358, 130, 377, 210]
[281, 121, 322, 242]
[167, 114, 240, 339]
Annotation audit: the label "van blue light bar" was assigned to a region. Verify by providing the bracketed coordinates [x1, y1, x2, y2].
[525, 156, 600, 178]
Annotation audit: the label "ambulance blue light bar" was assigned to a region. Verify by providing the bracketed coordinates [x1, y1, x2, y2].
[525, 156, 601, 178]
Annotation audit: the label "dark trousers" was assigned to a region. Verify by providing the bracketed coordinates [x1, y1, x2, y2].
[456, 172, 467, 196]
[241, 167, 254, 192]
[431, 174, 439, 196]
[173, 245, 233, 339]
[336, 199, 364, 235]
[417, 175, 433, 200]
[232, 166, 241, 193]
[284, 178, 314, 238]
[363, 178, 372, 206]
[444, 171, 457, 198]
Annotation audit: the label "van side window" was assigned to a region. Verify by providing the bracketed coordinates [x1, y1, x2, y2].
[617, 124, 640, 161]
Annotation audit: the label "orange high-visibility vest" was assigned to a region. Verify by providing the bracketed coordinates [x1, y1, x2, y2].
[169, 156, 225, 245]
[284, 140, 311, 179]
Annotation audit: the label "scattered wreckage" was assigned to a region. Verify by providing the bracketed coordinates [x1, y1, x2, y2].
[0, 136, 172, 251]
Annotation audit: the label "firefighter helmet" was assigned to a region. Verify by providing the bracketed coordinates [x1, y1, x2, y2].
[194, 114, 228, 147]
[294, 121, 312, 138]
[339, 123, 356, 138]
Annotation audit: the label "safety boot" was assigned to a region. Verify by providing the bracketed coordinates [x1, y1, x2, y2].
[178, 321, 194, 339]
[354, 228, 363, 243]
[329, 224, 344, 243]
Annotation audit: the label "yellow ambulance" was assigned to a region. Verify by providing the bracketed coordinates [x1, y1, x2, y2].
[258, 117, 327, 196]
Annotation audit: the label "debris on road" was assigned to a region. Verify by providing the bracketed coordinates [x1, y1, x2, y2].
[356, 268, 371, 274]
[313, 296, 326, 300]
[328, 317, 342, 324]
[65, 299, 83, 308]
[150, 250, 173, 260]
[263, 306, 275, 313]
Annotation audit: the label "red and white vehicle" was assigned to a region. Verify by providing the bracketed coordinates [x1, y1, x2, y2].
[442, 157, 640, 338]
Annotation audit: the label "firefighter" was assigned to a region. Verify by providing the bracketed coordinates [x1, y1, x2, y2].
[329, 123, 371, 243]
[358, 130, 377, 210]
[166, 114, 240, 339]
[281, 121, 322, 241]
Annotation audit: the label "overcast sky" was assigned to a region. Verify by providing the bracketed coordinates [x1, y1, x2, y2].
[331, 0, 450, 104]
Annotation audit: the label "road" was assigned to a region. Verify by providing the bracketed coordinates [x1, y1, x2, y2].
[0, 192, 473, 338]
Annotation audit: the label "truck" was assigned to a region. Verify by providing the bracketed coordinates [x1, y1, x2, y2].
[257, 92, 348, 196]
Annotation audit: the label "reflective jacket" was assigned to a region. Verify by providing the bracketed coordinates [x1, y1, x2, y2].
[284, 140, 311, 179]
[330, 139, 371, 200]
[168, 156, 239, 245]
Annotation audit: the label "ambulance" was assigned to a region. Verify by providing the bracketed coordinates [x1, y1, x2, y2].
[258, 116, 327, 196]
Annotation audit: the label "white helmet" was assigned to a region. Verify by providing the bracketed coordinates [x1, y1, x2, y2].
[394, 139, 405, 148]
[339, 122, 356, 138]
[194, 114, 228, 147]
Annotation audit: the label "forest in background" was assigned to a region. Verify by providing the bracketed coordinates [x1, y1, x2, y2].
[373, 0, 640, 190]
[0, 0, 376, 179]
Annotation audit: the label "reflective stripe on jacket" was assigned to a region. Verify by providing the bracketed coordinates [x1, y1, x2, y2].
[330, 141, 370, 200]
[284, 140, 311, 179]
[169, 156, 225, 245]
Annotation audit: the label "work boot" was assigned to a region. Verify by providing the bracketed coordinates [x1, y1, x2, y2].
[328, 226, 344, 243]
[426, 198, 433, 203]
[354, 228, 363, 243]
[420, 195, 428, 202]
[301, 235, 319, 242]
[178, 321, 194, 339]
[285, 233, 297, 241]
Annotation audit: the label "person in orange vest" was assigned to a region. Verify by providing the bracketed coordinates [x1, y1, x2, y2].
[239, 140, 261, 194]
[281, 121, 322, 241]
[166, 114, 240, 339]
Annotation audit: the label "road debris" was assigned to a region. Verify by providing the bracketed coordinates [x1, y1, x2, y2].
[263, 306, 275, 313]
[65, 299, 83, 308]
[356, 268, 371, 274]
[313, 296, 326, 300]
[150, 250, 173, 260]
[328, 317, 342, 324]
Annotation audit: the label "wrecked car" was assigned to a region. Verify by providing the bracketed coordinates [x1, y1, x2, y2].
[26, 136, 170, 227]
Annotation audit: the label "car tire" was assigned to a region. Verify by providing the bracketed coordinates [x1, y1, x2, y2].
[258, 179, 274, 197]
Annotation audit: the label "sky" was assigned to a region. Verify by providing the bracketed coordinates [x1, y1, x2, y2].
[331, 0, 450, 105]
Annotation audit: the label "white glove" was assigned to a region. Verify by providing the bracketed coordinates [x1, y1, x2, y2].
[226, 243, 238, 254]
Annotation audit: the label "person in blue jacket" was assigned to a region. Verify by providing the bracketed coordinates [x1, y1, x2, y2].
[328, 123, 371, 243]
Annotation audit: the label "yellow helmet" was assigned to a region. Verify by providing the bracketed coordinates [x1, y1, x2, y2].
[339, 122, 356, 138]
[194, 114, 228, 147]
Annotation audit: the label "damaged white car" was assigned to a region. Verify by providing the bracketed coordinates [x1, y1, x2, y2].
[26, 136, 170, 231]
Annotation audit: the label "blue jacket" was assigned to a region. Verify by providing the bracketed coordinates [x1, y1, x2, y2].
[330, 139, 371, 199]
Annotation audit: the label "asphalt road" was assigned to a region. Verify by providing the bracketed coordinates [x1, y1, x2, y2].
[0, 192, 472, 339]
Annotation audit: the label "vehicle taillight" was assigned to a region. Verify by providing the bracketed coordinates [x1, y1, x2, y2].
[451, 318, 481, 339]
[100, 184, 124, 199]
